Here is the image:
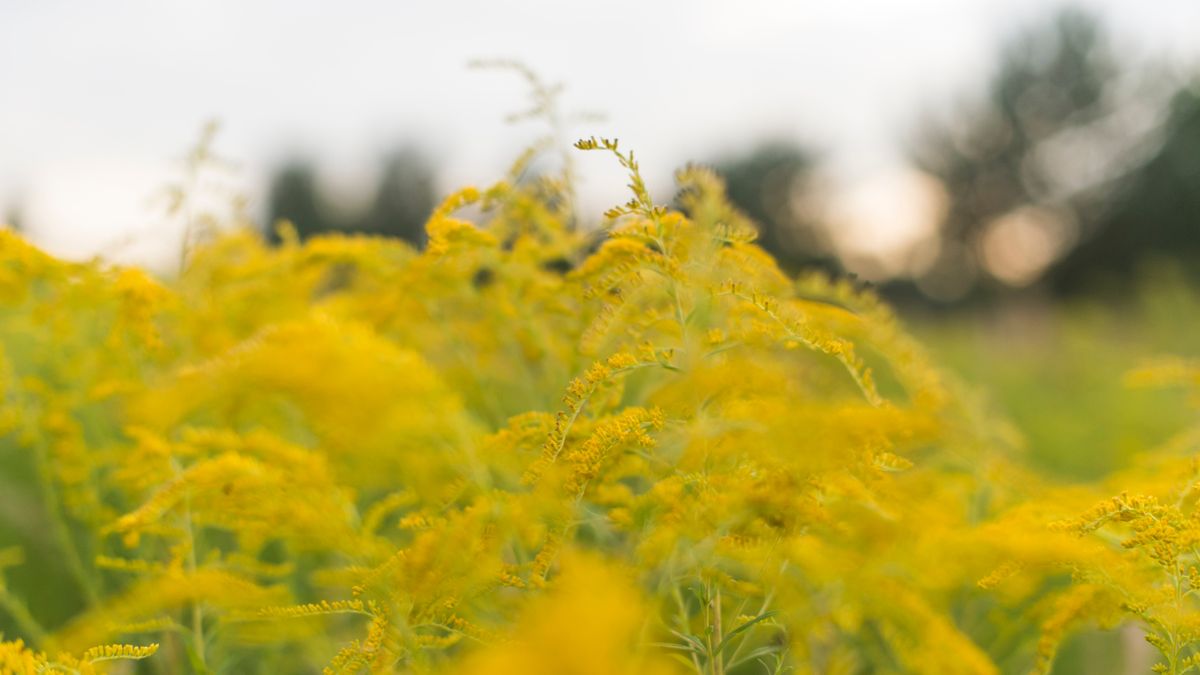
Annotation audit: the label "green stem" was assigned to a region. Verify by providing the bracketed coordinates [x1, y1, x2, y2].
[185, 506, 207, 674]
[0, 585, 48, 647]
[712, 584, 724, 675]
[174, 457, 209, 675]
[32, 438, 99, 607]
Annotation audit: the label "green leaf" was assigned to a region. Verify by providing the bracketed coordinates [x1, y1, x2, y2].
[715, 610, 779, 655]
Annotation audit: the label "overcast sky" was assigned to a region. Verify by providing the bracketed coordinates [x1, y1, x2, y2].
[2, 0, 1198, 269]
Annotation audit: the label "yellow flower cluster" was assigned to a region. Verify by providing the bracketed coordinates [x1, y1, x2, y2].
[0, 137, 1195, 674]
[0, 638, 157, 675]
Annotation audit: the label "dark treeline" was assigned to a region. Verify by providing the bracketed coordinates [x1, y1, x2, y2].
[265, 6, 1199, 307]
[266, 147, 435, 248]
[715, 7, 1199, 306]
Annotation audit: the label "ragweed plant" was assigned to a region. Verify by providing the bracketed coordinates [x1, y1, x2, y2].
[0, 128, 1187, 675]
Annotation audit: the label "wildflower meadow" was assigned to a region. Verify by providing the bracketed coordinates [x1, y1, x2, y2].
[0, 133, 1197, 675]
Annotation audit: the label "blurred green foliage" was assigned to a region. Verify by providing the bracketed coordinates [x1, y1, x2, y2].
[917, 265, 1200, 482]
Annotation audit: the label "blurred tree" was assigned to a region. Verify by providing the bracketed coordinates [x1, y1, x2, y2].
[909, 7, 1120, 301]
[1049, 86, 1200, 291]
[709, 142, 837, 273]
[354, 147, 436, 247]
[265, 148, 436, 247]
[265, 160, 333, 244]
[3, 203, 23, 232]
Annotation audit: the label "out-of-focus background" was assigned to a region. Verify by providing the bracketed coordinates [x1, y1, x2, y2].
[3, 1, 1198, 289]
[2, 2, 1199, 671]
[4, 2, 1200, 457]
[2, 7, 1200, 446]
[4, 8, 1200, 455]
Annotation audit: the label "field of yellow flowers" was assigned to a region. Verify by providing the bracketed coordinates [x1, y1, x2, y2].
[0, 136, 1198, 674]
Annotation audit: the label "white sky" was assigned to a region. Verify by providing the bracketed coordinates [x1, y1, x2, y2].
[1, 0, 1198, 269]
